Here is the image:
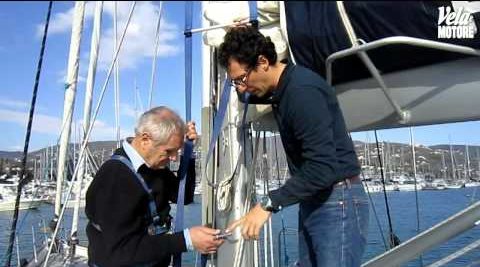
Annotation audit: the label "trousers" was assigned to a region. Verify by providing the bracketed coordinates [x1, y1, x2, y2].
[298, 177, 369, 267]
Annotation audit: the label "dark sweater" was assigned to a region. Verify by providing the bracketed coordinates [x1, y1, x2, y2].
[267, 62, 360, 209]
[85, 147, 196, 267]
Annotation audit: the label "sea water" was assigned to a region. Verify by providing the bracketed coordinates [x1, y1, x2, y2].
[1, 187, 480, 266]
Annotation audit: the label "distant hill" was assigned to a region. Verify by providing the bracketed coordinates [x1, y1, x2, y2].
[0, 141, 118, 163]
[1, 140, 478, 160]
[0, 151, 23, 160]
[1, 139, 479, 178]
[352, 141, 480, 178]
[430, 145, 480, 155]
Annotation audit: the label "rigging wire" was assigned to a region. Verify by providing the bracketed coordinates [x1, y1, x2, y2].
[348, 131, 389, 251]
[114, 1, 121, 149]
[233, 131, 261, 267]
[260, 131, 275, 267]
[470, 150, 480, 204]
[148, 1, 164, 108]
[409, 127, 424, 266]
[374, 130, 401, 249]
[360, 170, 389, 251]
[4, 2, 53, 266]
[273, 133, 290, 266]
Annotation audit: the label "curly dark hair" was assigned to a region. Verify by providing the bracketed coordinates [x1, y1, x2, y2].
[218, 26, 277, 69]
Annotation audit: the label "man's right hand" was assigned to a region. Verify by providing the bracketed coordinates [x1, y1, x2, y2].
[189, 226, 224, 254]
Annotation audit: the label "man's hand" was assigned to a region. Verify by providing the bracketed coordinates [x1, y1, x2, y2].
[186, 121, 197, 142]
[227, 203, 271, 240]
[189, 226, 224, 254]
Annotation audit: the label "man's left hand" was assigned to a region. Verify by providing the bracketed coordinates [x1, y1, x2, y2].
[186, 121, 197, 142]
[227, 203, 271, 240]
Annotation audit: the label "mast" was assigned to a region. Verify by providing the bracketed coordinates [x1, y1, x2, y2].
[44, 146, 48, 182]
[114, 1, 121, 148]
[33, 158, 37, 183]
[441, 151, 447, 179]
[50, 144, 54, 182]
[134, 79, 138, 118]
[148, 1, 164, 108]
[70, 1, 103, 255]
[400, 146, 405, 174]
[44, 2, 137, 265]
[465, 144, 470, 180]
[53, 1, 85, 228]
[367, 133, 371, 167]
[449, 138, 457, 181]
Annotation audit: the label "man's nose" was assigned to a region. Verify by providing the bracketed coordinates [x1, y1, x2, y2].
[169, 153, 178, 161]
[236, 84, 247, 94]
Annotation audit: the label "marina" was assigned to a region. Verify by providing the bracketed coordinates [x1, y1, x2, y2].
[1, 188, 480, 266]
[1, 1, 480, 266]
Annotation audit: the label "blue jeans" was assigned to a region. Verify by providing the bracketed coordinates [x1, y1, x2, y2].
[298, 178, 369, 267]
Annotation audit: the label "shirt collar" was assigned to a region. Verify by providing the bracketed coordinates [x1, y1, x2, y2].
[122, 138, 147, 172]
[271, 60, 295, 103]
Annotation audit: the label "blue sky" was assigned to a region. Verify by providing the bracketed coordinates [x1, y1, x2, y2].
[1, 1, 480, 152]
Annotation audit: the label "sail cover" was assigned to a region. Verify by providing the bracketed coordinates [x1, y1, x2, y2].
[203, 1, 480, 131]
[285, 1, 480, 85]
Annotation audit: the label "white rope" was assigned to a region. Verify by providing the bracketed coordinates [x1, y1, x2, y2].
[253, 239, 259, 267]
[261, 136, 270, 267]
[263, 217, 268, 267]
[216, 147, 244, 212]
[216, 175, 234, 212]
[217, 113, 255, 212]
[233, 132, 261, 267]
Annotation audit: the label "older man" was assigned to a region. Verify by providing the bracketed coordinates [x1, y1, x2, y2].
[86, 106, 223, 267]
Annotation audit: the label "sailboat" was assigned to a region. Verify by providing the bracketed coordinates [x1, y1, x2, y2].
[4, 2, 104, 266]
[5, 1, 480, 267]
[463, 144, 480, 187]
[198, 1, 480, 267]
[0, 183, 44, 212]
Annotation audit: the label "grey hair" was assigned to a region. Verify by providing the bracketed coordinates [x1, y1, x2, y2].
[134, 106, 185, 145]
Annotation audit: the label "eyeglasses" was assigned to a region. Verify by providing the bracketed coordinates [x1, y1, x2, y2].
[159, 148, 182, 158]
[230, 68, 252, 87]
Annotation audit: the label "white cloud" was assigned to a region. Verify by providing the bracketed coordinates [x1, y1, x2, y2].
[119, 103, 141, 119]
[73, 119, 133, 141]
[41, 1, 180, 70]
[9, 145, 23, 151]
[0, 98, 30, 110]
[56, 70, 86, 85]
[0, 97, 48, 113]
[0, 108, 131, 141]
[99, 1, 180, 69]
[88, 119, 133, 140]
[0, 108, 62, 134]
[36, 2, 96, 37]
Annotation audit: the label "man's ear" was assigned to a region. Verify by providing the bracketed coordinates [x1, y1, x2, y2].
[257, 55, 269, 71]
[140, 133, 151, 146]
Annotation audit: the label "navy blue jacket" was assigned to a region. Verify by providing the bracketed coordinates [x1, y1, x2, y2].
[85, 147, 196, 267]
[266, 63, 360, 209]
